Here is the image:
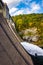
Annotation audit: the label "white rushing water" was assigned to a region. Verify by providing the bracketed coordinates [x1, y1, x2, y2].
[21, 42, 43, 56]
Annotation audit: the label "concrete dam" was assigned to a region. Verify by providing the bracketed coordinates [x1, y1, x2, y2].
[0, 0, 33, 65]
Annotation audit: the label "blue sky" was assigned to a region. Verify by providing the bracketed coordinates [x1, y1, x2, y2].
[2, 0, 43, 16]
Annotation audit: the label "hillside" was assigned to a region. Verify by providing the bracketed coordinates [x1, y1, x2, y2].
[12, 14, 43, 46]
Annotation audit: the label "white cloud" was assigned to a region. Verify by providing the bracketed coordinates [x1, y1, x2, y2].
[9, 7, 18, 14]
[2, 0, 41, 16]
[31, 2, 40, 11]
[11, 8, 32, 16]
[22, 0, 32, 5]
[23, 8, 32, 14]
[2, 0, 13, 5]
[11, 4, 40, 16]
[13, 9, 24, 16]
[2, 0, 21, 5]
[10, 2, 41, 16]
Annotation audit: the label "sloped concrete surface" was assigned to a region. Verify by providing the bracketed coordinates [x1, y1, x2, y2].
[0, 13, 34, 65]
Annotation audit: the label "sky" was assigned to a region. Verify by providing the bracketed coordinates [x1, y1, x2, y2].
[2, 0, 43, 16]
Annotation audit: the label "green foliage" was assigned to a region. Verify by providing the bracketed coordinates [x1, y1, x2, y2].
[12, 13, 43, 46]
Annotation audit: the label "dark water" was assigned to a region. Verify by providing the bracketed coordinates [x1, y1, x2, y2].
[25, 47, 43, 65]
[30, 55, 43, 65]
[30, 47, 43, 65]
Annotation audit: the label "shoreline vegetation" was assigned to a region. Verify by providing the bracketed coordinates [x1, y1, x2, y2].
[12, 13, 43, 46]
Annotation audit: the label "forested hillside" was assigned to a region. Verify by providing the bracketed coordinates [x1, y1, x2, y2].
[12, 14, 43, 46]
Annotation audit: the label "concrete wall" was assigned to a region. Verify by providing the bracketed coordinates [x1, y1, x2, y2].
[0, 13, 34, 65]
[3, 4, 9, 19]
